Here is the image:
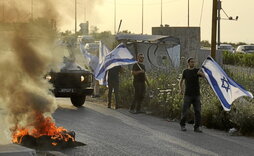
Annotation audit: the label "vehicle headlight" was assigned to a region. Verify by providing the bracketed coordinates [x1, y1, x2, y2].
[81, 75, 85, 82]
[46, 75, 52, 81]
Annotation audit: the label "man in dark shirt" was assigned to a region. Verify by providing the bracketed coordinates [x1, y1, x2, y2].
[129, 54, 149, 113]
[107, 66, 122, 109]
[179, 57, 205, 132]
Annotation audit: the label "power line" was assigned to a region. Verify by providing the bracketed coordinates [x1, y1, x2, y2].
[142, 0, 143, 34]
[187, 0, 189, 27]
[114, 0, 116, 34]
[199, 0, 204, 26]
[84, 0, 86, 22]
[105, 0, 184, 6]
[161, 0, 162, 26]
[75, 0, 77, 34]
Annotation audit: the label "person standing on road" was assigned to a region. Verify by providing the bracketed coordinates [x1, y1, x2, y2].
[107, 66, 122, 109]
[179, 57, 205, 132]
[129, 53, 149, 114]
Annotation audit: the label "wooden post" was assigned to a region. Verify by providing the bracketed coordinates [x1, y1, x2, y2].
[211, 0, 217, 59]
[75, 0, 77, 34]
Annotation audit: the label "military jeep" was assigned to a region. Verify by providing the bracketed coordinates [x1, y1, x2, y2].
[46, 59, 93, 107]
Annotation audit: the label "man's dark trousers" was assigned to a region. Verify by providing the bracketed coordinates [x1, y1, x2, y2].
[130, 82, 146, 111]
[180, 96, 201, 129]
[108, 81, 119, 107]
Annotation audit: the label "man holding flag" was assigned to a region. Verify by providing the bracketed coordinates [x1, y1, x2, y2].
[179, 56, 253, 133]
[129, 54, 150, 114]
[94, 43, 137, 108]
[179, 57, 205, 132]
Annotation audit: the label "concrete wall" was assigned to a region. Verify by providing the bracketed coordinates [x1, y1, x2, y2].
[198, 48, 223, 66]
[126, 42, 179, 71]
[152, 26, 201, 64]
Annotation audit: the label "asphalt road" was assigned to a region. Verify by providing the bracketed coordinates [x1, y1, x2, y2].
[53, 98, 254, 156]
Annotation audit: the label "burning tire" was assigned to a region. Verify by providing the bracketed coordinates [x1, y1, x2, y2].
[70, 96, 86, 107]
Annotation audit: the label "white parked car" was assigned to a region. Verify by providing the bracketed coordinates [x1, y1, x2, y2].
[217, 44, 234, 53]
[235, 45, 254, 54]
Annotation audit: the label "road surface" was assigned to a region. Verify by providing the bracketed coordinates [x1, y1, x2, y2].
[51, 98, 254, 156]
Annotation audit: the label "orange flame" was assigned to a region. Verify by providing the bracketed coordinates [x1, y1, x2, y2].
[12, 112, 75, 144]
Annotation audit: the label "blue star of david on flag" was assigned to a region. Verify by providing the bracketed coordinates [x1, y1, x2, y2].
[202, 56, 253, 111]
[221, 77, 230, 92]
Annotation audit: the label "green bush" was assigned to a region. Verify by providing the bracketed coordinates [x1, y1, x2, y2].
[229, 98, 254, 135]
[118, 70, 182, 118]
[101, 67, 254, 136]
[118, 70, 134, 108]
[223, 51, 254, 67]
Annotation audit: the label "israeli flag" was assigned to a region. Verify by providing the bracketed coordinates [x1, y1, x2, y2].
[79, 43, 99, 72]
[98, 41, 111, 65]
[202, 56, 253, 111]
[97, 41, 111, 85]
[95, 43, 137, 84]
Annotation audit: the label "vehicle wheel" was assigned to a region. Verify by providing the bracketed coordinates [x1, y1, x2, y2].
[70, 96, 86, 107]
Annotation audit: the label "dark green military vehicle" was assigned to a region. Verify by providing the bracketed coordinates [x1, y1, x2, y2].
[46, 57, 93, 107]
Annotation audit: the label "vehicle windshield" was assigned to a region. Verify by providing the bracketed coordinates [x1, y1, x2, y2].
[220, 46, 232, 50]
[245, 46, 254, 51]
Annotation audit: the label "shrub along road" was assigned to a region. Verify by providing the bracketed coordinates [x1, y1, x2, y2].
[53, 98, 254, 156]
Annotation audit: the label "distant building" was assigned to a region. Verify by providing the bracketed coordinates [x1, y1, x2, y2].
[79, 21, 89, 35]
[152, 26, 201, 64]
[116, 34, 180, 71]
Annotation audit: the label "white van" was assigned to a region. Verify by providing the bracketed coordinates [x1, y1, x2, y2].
[217, 44, 234, 53]
[235, 45, 254, 54]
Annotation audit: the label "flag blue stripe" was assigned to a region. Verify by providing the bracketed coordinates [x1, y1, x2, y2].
[202, 66, 231, 110]
[207, 56, 252, 97]
[118, 44, 126, 49]
[96, 58, 136, 78]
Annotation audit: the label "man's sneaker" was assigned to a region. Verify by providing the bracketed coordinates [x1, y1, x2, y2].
[129, 109, 135, 114]
[135, 110, 142, 114]
[194, 127, 203, 133]
[181, 126, 187, 131]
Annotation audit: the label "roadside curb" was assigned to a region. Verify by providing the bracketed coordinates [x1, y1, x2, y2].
[0, 144, 36, 156]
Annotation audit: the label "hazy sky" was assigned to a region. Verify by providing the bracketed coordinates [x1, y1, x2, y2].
[4, 0, 253, 43]
[68, 0, 252, 43]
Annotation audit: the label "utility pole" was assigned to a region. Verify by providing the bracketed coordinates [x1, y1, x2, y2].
[141, 0, 144, 34]
[84, 0, 86, 22]
[160, 0, 162, 26]
[2, 0, 5, 22]
[187, 0, 189, 27]
[217, 0, 238, 47]
[217, 0, 221, 46]
[31, 0, 34, 20]
[114, 0, 116, 34]
[211, 0, 218, 59]
[75, 0, 77, 34]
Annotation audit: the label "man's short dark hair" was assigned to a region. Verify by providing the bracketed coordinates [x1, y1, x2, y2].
[187, 57, 194, 63]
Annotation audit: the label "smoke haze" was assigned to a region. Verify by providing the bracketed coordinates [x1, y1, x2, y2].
[0, 0, 104, 31]
[0, 0, 68, 144]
